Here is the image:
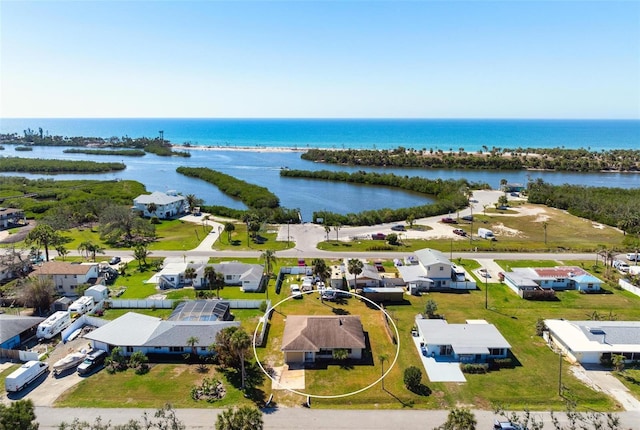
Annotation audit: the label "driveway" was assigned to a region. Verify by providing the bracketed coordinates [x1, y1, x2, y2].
[575, 365, 640, 411]
[411, 336, 466, 382]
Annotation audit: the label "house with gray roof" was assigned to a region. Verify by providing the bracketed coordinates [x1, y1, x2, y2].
[193, 261, 267, 292]
[84, 312, 239, 356]
[415, 316, 511, 363]
[0, 314, 45, 349]
[544, 319, 640, 364]
[132, 191, 188, 219]
[281, 315, 367, 364]
[503, 266, 603, 298]
[398, 248, 476, 292]
[343, 259, 382, 289]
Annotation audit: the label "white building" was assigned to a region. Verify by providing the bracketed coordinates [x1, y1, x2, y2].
[31, 261, 99, 297]
[132, 191, 188, 219]
[544, 319, 640, 364]
[398, 248, 476, 292]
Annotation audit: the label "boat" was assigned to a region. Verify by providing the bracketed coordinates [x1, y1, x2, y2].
[52, 351, 87, 375]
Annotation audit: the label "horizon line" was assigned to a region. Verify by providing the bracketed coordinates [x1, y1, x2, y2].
[2, 117, 639, 121]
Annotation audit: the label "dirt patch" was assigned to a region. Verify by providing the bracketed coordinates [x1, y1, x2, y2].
[492, 223, 525, 238]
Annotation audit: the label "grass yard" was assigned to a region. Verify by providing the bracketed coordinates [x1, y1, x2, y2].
[55, 363, 256, 409]
[214, 223, 292, 252]
[253, 268, 640, 410]
[114, 259, 165, 299]
[99, 308, 174, 320]
[147, 219, 212, 251]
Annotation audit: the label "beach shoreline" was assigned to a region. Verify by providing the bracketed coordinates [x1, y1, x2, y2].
[173, 144, 309, 153]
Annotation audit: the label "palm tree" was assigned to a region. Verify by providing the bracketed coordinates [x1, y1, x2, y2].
[230, 329, 251, 391]
[55, 244, 68, 261]
[186, 194, 200, 213]
[77, 241, 105, 261]
[347, 258, 364, 290]
[224, 222, 235, 243]
[333, 223, 341, 241]
[133, 244, 150, 269]
[311, 258, 330, 283]
[323, 223, 331, 240]
[441, 407, 477, 430]
[215, 406, 263, 430]
[184, 267, 197, 286]
[260, 250, 276, 276]
[187, 336, 199, 356]
[204, 265, 224, 298]
[378, 353, 389, 390]
[147, 202, 158, 218]
[542, 221, 549, 245]
[26, 224, 62, 262]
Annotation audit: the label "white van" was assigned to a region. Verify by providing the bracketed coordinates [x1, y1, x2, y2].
[5, 361, 49, 392]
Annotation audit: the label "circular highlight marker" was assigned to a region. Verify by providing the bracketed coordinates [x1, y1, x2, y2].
[252, 288, 400, 399]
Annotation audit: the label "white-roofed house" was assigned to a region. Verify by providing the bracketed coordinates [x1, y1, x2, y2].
[84, 312, 240, 356]
[84, 284, 109, 302]
[132, 191, 188, 219]
[398, 248, 476, 292]
[544, 319, 640, 364]
[415, 316, 511, 363]
[193, 261, 267, 292]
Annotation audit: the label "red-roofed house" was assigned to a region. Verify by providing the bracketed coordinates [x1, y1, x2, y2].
[31, 261, 99, 297]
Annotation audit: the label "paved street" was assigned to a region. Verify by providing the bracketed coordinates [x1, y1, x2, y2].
[33, 407, 640, 429]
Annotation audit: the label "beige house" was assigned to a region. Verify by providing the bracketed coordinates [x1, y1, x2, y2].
[31, 261, 99, 297]
[281, 315, 366, 364]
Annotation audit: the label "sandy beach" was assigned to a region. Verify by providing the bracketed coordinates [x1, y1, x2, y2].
[172, 144, 309, 153]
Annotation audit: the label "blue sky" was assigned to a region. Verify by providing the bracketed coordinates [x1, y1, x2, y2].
[1, 1, 638, 119]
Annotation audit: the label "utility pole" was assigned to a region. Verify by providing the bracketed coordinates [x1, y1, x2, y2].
[558, 349, 563, 397]
[484, 267, 488, 309]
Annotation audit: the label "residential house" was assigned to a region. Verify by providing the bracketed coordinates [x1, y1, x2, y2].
[31, 261, 99, 297]
[544, 319, 640, 364]
[503, 266, 603, 297]
[281, 315, 366, 364]
[132, 191, 188, 219]
[0, 314, 45, 349]
[84, 312, 240, 356]
[415, 317, 511, 363]
[193, 261, 267, 292]
[343, 259, 382, 289]
[398, 248, 476, 292]
[0, 207, 26, 230]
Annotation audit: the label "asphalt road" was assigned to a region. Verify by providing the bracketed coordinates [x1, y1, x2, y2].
[33, 407, 640, 429]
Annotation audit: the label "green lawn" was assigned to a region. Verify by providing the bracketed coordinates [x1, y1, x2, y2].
[99, 308, 174, 320]
[115, 259, 165, 299]
[55, 363, 256, 408]
[213, 223, 292, 252]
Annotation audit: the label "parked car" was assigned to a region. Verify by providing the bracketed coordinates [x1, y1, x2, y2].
[391, 224, 406, 231]
[290, 284, 303, 299]
[5, 361, 49, 392]
[109, 256, 121, 265]
[77, 349, 107, 376]
[320, 289, 337, 301]
[461, 215, 473, 221]
[478, 268, 491, 278]
[627, 252, 639, 261]
[453, 228, 466, 236]
[371, 233, 386, 240]
[494, 420, 525, 430]
[441, 217, 457, 224]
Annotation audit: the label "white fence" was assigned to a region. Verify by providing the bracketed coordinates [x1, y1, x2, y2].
[107, 298, 267, 310]
[61, 314, 109, 342]
[619, 279, 640, 298]
[108, 299, 174, 309]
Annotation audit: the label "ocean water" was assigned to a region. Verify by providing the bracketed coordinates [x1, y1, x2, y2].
[1, 118, 639, 220]
[1, 118, 639, 152]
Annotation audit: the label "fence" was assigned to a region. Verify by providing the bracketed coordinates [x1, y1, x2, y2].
[256, 303, 273, 347]
[0, 348, 39, 362]
[619, 279, 640, 298]
[108, 299, 174, 309]
[61, 314, 109, 342]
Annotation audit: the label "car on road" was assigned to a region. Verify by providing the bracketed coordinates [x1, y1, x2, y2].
[441, 217, 457, 224]
[627, 252, 639, 261]
[290, 284, 303, 299]
[371, 233, 386, 240]
[391, 224, 406, 231]
[494, 420, 525, 430]
[109, 256, 121, 265]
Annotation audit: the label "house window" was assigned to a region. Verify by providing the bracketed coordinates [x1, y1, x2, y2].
[489, 348, 503, 356]
[439, 266, 443, 271]
[126, 347, 134, 353]
[587, 283, 594, 289]
[226, 275, 232, 281]
[318, 349, 333, 355]
[169, 346, 184, 353]
[200, 347, 206, 351]
[154, 347, 162, 350]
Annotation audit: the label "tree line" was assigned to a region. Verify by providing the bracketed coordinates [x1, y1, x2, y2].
[281, 169, 482, 226]
[63, 148, 146, 156]
[527, 179, 640, 237]
[0, 157, 125, 173]
[0, 130, 190, 157]
[177, 167, 280, 209]
[301, 147, 640, 172]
